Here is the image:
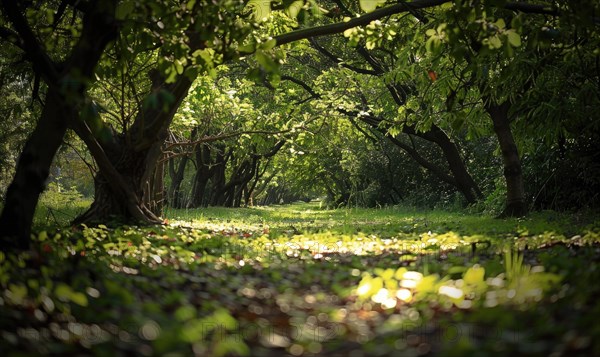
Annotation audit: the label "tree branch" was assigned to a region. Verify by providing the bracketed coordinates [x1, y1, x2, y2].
[271, 1, 576, 49]
[504, 2, 558, 15]
[0, 25, 23, 49]
[281, 75, 321, 99]
[273, 0, 449, 47]
[309, 38, 380, 75]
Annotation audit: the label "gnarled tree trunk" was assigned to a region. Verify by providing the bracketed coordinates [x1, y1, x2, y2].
[145, 151, 166, 216]
[72, 139, 162, 225]
[73, 70, 195, 225]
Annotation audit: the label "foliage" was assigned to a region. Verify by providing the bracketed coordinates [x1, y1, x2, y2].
[0, 60, 37, 198]
[2, 0, 600, 238]
[2, 0, 600, 352]
[1, 203, 600, 355]
[34, 183, 92, 227]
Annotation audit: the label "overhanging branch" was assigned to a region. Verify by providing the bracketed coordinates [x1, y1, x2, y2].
[273, 0, 449, 46]
[271, 1, 571, 49]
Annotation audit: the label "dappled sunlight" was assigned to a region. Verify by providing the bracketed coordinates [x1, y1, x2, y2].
[1, 204, 599, 356]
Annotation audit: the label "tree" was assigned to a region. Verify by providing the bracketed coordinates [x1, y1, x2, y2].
[0, 0, 119, 249]
[272, 45, 482, 204]
[417, 0, 600, 215]
[1, 0, 586, 250]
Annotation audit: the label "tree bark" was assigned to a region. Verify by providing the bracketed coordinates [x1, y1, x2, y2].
[0, 90, 69, 248]
[145, 151, 166, 216]
[486, 101, 527, 217]
[73, 71, 195, 224]
[411, 125, 484, 203]
[189, 143, 217, 207]
[168, 156, 189, 208]
[71, 135, 162, 225]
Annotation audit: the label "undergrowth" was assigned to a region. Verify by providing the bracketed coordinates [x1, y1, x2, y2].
[1, 202, 599, 356]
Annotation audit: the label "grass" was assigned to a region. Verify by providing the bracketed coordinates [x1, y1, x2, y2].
[1, 202, 599, 356]
[167, 201, 596, 238]
[33, 187, 92, 228]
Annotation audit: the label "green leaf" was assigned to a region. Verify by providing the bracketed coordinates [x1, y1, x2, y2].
[214, 336, 250, 357]
[38, 231, 48, 241]
[284, 0, 304, 18]
[511, 15, 523, 31]
[415, 274, 439, 294]
[8, 284, 28, 304]
[55, 283, 72, 300]
[70, 292, 88, 306]
[488, 35, 502, 49]
[193, 49, 215, 69]
[262, 38, 277, 51]
[506, 30, 521, 47]
[116, 0, 135, 20]
[360, 0, 386, 13]
[463, 265, 485, 285]
[377, 268, 395, 280]
[213, 309, 237, 330]
[174, 59, 184, 75]
[238, 43, 256, 54]
[426, 37, 442, 54]
[395, 267, 408, 280]
[255, 50, 278, 72]
[175, 305, 197, 321]
[451, 116, 465, 131]
[494, 18, 506, 30]
[186, 0, 197, 11]
[246, 0, 271, 22]
[182, 319, 209, 342]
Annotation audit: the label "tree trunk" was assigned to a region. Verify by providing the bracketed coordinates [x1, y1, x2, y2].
[415, 125, 484, 204]
[486, 101, 527, 217]
[72, 141, 162, 225]
[244, 160, 269, 206]
[168, 156, 189, 208]
[189, 143, 216, 207]
[0, 90, 69, 249]
[210, 149, 230, 206]
[145, 152, 166, 216]
[73, 70, 195, 224]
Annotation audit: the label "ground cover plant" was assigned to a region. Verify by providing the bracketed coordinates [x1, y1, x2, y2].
[1, 202, 599, 356]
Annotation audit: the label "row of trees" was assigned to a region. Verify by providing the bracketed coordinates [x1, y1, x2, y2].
[1, 0, 599, 250]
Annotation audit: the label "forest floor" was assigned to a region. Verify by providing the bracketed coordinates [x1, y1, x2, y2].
[2, 202, 600, 356]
